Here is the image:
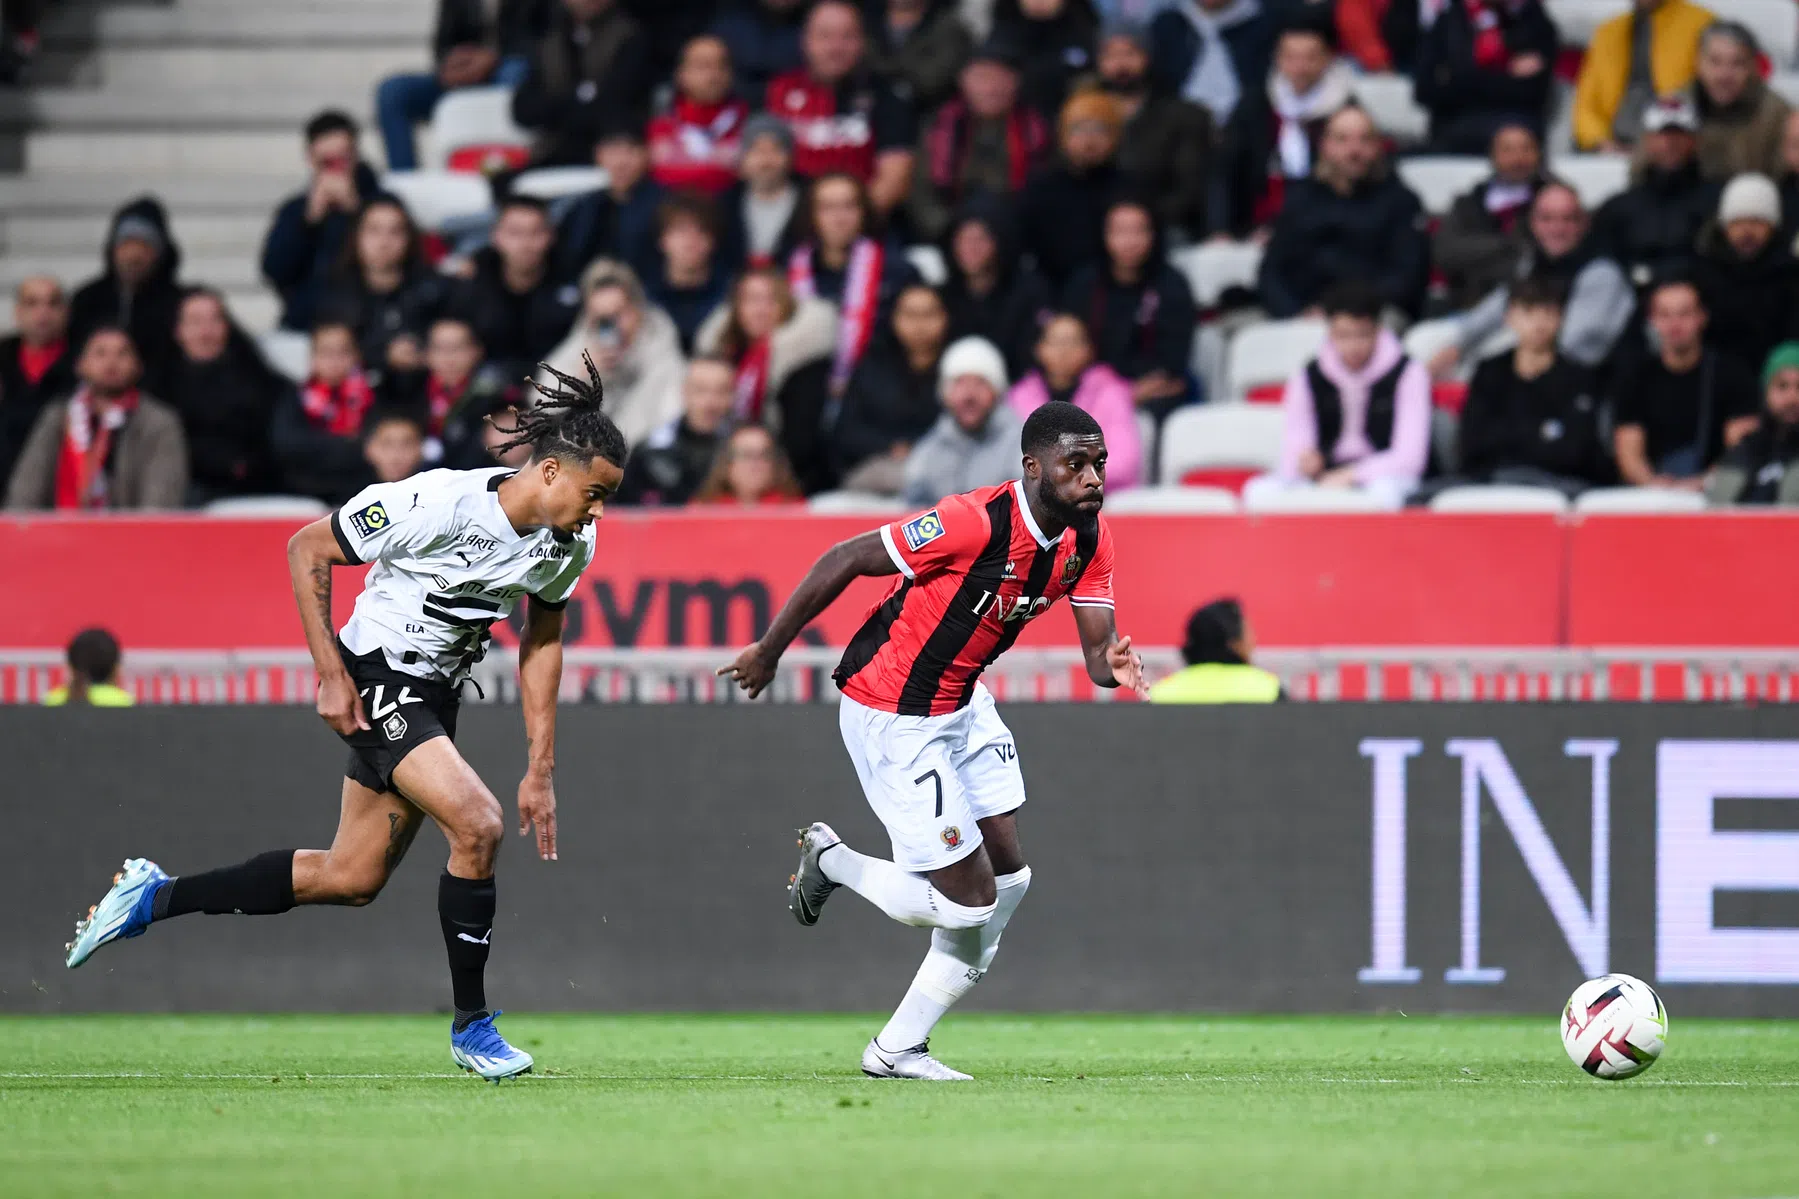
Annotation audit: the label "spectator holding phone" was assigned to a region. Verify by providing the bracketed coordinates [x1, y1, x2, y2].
[539, 259, 687, 447]
[262, 111, 381, 335]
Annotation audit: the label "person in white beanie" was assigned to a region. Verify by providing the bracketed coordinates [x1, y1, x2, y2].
[902, 336, 1024, 506]
[1694, 171, 1799, 376]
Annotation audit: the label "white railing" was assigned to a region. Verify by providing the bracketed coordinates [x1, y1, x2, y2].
[5, 646, 1799, 704]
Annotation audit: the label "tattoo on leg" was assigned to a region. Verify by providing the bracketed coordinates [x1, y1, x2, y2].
[384, 809, 419, 873]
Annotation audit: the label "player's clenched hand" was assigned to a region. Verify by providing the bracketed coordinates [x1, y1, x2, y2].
[316, 670, 369, 735]
[1108, 635, 1149, 700]
[717, 641, 778, 698]
[518, 772, 557, 861]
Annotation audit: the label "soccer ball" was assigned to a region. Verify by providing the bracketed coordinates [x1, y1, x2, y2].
[1561, 973, 1668, 1080]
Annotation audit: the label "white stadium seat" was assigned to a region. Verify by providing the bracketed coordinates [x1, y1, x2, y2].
[1396, 156, 1489, 216]
[1545, 0, 1623, 47]
[1158, 402, 1286, 480]
[1225, 318, 1324, 401]
[1773, 71, 1799, 107]
[1350, 73, 1429, 143]
[1573, 486, 1709, 513]
[1548, 154, 1630, 211]
[1402, 317, 1463, 366]
[511, 166, 608, 200]
[379, 170, 494, 231]
[257, 330, 310, 383]
[204, 496, 330, 518]
[1241, 486, 1396, 512]
[1170, 241, 1264, 307]
[806, 491, 910, 515]
[427, 86, 530, 171]
[1428, 485, 1571, 513]
[905, 244, 947, 286]
[1100, 485, 1240, 514]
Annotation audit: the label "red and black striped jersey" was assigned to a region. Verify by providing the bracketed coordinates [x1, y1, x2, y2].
[834, 479, 1117, 716]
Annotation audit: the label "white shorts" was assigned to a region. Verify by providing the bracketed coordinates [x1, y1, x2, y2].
[838, 683, 1026, 873]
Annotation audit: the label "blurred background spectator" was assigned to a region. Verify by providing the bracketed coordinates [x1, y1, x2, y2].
[1065, 196, 1197, 419]
[694, 266, 836, 488]
[996, 0, 1099, 122]
[272, 322, 381, 504]
[362, 409, 429, 484]
[938, 196, 1051, 377]
[1433, 123, 1547, 310]
[1708, 341, 1799, 505]
[1447, 277, 1609, 496]
[786, 172, 917, 394]
[406, 317, 519, 469]
[1690, 21, 1789, 180]
[832, 281, 950, 492]
[1782, 111, 1799, 230]
[617, 355, 737, 504]
[540, 259, 687, 446]
[649, 35, 751, 196]
[375, 0, 547, 172]
[710, 0, 806, 98]
[908, 37, 1051, 243]
[69, 198, 183, 391]
[42, 628, 133, 709]
[723, 115, 804, 267]
[767, 0, 917, 218]
[1573, 0, 1713, 152]
[0, 277, 72, 491]
[1693, 173, 1799, 376]
[1413, 0, 1556, 154]
[1258, 104, 1429, 319]
[262, 111, 381, 336]
[866, 0, 973, 113]
[452, 195, 577, 378]
[1090, 20, 1216, 245]
[1020, 89, 1126, 288]
[554, 122, 664, 281]
[1147, 597, 1282, 703]
[1214, 16, 1352, 240]
[643, 192, 733, 351]
[1591, 96, 1716, 293]
[320, 197, 447, 379]
[512, 0, 656, 168]
[692, 421, 805, 503]
[7, 327, 188, 511]
[904, 335, 1022, 504]
[1149, 0, 1271, 126]
[1611, 277, 1759, 488]
[1008, 312, 1143, 489]
[162, 288, 287, 503]
[1246, 282, 1429, 508]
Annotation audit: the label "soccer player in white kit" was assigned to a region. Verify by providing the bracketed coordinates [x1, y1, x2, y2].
[63, 359, 627, 1082]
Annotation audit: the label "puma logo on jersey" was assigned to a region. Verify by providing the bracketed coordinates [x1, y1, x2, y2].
[359, 684, 425, 720]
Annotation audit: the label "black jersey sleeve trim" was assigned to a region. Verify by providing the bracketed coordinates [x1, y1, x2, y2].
[529, 593, 569, 612]
[330, 509, 363, 564]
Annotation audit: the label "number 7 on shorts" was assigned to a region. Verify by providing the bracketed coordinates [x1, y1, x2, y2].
[914, 769, 943, 817]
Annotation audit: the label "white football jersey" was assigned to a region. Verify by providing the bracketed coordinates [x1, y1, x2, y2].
[331, 467, 595, 681]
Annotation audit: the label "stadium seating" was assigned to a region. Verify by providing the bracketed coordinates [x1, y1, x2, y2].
[1170, 241, 1264, 308]
[1350, 73, 1429, 143]
[1573, 486, 1710, 513]
[1100, 485, 1239, 513]
[1547, 154, 1630, 210]
[1225, 318, 1324, 403]
[1544, 0, 1623, 47]
[1158, 403, 1285, 482]
[1771, 71, 1799, 107]
[511, 166, 609, 201]
[805, 491, 910, 514]
[1428, 484, 1572, 513]
[203, 496, 330, 517]
[427, 86, 530, 173]
[1240, 486, 1396, 512]
[379, 170, 494, 231]
[257, 330, 310, 383]
[905, 245, 948, 286]
[1396, 157, 1490, 216]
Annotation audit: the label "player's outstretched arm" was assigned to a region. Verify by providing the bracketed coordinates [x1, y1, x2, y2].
[516, 598, 564, 862]
[286, 516, 368, 735]
[718, 531, 899, 699]
[1073, 604, 1149, 699]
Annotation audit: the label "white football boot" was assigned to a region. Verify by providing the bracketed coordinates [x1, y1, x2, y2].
[861, 1038, 973, 1081]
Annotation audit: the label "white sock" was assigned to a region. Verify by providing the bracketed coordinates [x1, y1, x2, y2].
[820, 843, 994, 929]
[877, 867, 1032, 1050]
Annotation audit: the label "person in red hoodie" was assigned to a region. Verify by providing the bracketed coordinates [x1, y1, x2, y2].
[648, 34, 751, 196]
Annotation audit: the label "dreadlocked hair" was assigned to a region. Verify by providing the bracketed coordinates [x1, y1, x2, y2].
[493, 352, 629, 468]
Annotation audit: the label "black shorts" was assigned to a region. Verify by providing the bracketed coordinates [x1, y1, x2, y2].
[335, 641, 461, 794]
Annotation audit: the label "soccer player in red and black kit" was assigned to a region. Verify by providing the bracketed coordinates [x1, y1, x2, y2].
[720, 402, 1146, 1080]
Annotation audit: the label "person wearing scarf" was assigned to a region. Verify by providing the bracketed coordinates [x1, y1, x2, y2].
[269, 321, 385, 504]
[1413, 0, 1556, 154]
[908, 38, 1052, 242]
[785, 173, 916, 398]
[647, 34, 750, 196]
[1148, 0, 1271, 126]
[1433, 122, 1549, 309]
[5, 325, 188, 511]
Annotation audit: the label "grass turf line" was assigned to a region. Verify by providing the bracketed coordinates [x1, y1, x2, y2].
[5, 1013, 1797, 1198]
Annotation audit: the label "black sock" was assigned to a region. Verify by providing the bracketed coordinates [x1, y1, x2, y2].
[439, 872, 495, 1018]
[157, 851, 297, 919]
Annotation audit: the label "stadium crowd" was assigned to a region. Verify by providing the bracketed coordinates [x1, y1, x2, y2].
[6, 0, 1799, 511]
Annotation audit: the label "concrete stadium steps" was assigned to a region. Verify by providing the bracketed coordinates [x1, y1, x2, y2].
[32, 46, 429, 92]
[0, 253, 263, 292]
[0, 172, 294, 214]
[26, 130, 331, 176]
[0, 211, 270, 255]
[0, 89, 381, 131]
[42, 1, 436, 47]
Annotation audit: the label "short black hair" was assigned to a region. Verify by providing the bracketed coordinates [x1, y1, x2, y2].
[363, 408, 427, 442]
[78, 323, 137, 357]
[1509, 276, 1566, 310]
[1649, 273, 1704, 309]
[1181, 598, 1246, 666]
[428, 314, 482, 346]
[67, 627, 122, 684]
[498, 193, 550, 223]
[498, 352, 630, 469]
[305, 109, 359, 144]
[658, 191, 721, 240]
[1320, 280, 1384, 321]
[1022, 400, 1104, 459]
[1278, 10, 1338, 50]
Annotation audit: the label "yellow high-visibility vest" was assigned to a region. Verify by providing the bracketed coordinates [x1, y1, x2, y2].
[1148, 663, 1282, 704]
[43, 683, 135, 708]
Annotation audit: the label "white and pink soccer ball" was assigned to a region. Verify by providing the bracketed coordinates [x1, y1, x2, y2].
[1561, 973, 1668, 1080]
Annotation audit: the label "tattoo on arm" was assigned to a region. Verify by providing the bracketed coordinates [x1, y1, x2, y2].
[309, 560, 332, 629]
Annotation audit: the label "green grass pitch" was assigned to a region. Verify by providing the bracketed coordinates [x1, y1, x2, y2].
[6, 1013, 1798, 1197]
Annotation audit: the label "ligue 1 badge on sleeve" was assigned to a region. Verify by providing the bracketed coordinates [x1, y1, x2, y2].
[902, 509, 945, 551]
[350, 501, 390, 538]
